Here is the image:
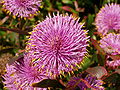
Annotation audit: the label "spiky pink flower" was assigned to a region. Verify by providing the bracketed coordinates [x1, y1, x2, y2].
[67, 73, 104, 90]
[25, 14, 89, 77]
[100, 33, 120, 68]
[100, 33, 120, 55]
[95, 3, 120, 35]
[3, 56, 48, 90]
[3, 0, 41, 17]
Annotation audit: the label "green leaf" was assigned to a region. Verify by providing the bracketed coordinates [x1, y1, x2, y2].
[87, 14, 95, 28]
[62, 0, 74, 4]
[0, 31, 6, 36]
[79, 56, 92, 71]
[91, 38, 106, 66]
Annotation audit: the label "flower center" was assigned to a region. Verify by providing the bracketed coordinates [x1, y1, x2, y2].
[107, 14, 118, 29]
[51, 37, 62, 54]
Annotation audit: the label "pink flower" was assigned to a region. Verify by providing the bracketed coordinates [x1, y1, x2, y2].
[25, 14, 89, 77]
[67, 73, 104, 90]
[100, 33, 120, 68]
[100, 33, 120, 55]
[3, 56, 48, 90]
[3, 0, 41, 17]
[95, 3, 120, 35]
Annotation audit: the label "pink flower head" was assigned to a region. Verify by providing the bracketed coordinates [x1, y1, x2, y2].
[67, 73, 104, 90]
[3, 0, 42, 17]
[100, 33, 120, 55]
[3, 57, 48, 90]
[95, 3, 120, 35]
[25, 14, 89, 77]
[100, 33, 120, 68]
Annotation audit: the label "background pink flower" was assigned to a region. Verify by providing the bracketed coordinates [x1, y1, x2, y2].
[100, 33, 120, 55]
[3, 0, 41, 17]
[67, 73, 104, 90]
[100, 33, 120, 68]
[3, 57, 48, 90]
[95, 3, 120, 35]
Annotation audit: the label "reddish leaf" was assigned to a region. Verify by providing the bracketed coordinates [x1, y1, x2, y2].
[115, 69, 120, 74]
[0, 16, 9, 25]
[91, 38, 106, 66]
[32, 79, 66, 89]
[94, 32, 102, 36]
[0, 26, 29, 35]
[86, 66, 107, 79]
[91, 38, 105, 56]
[61, 6, 73, 12]
[108, 54, 120, 60]
[8, 53, 24, 65]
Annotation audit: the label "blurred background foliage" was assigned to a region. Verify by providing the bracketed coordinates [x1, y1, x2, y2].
[0, 0, 120, 89]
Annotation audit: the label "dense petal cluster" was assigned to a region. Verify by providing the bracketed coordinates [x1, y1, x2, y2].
[100, 33, 120, 55]
[25, 14, 89, 77]
[3, 56, 48, 90]
[3, 0, 41, 17]
[100, 33, 120, 68]
[95, 3, 120, 35]
[67, 73, 104, 90]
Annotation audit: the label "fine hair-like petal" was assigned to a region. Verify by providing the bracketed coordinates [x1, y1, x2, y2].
[95, 3, 120, 35]
[3, 0, 42, 17]
[25, 14, 89, 77]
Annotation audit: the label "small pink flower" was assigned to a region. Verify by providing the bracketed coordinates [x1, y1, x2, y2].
[100, 33, 120, 55]
[3, 0, 41, 17]
[3, 57, 48, 90]
[100, 33, 120, 68]
[95, 3, 120, 35]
